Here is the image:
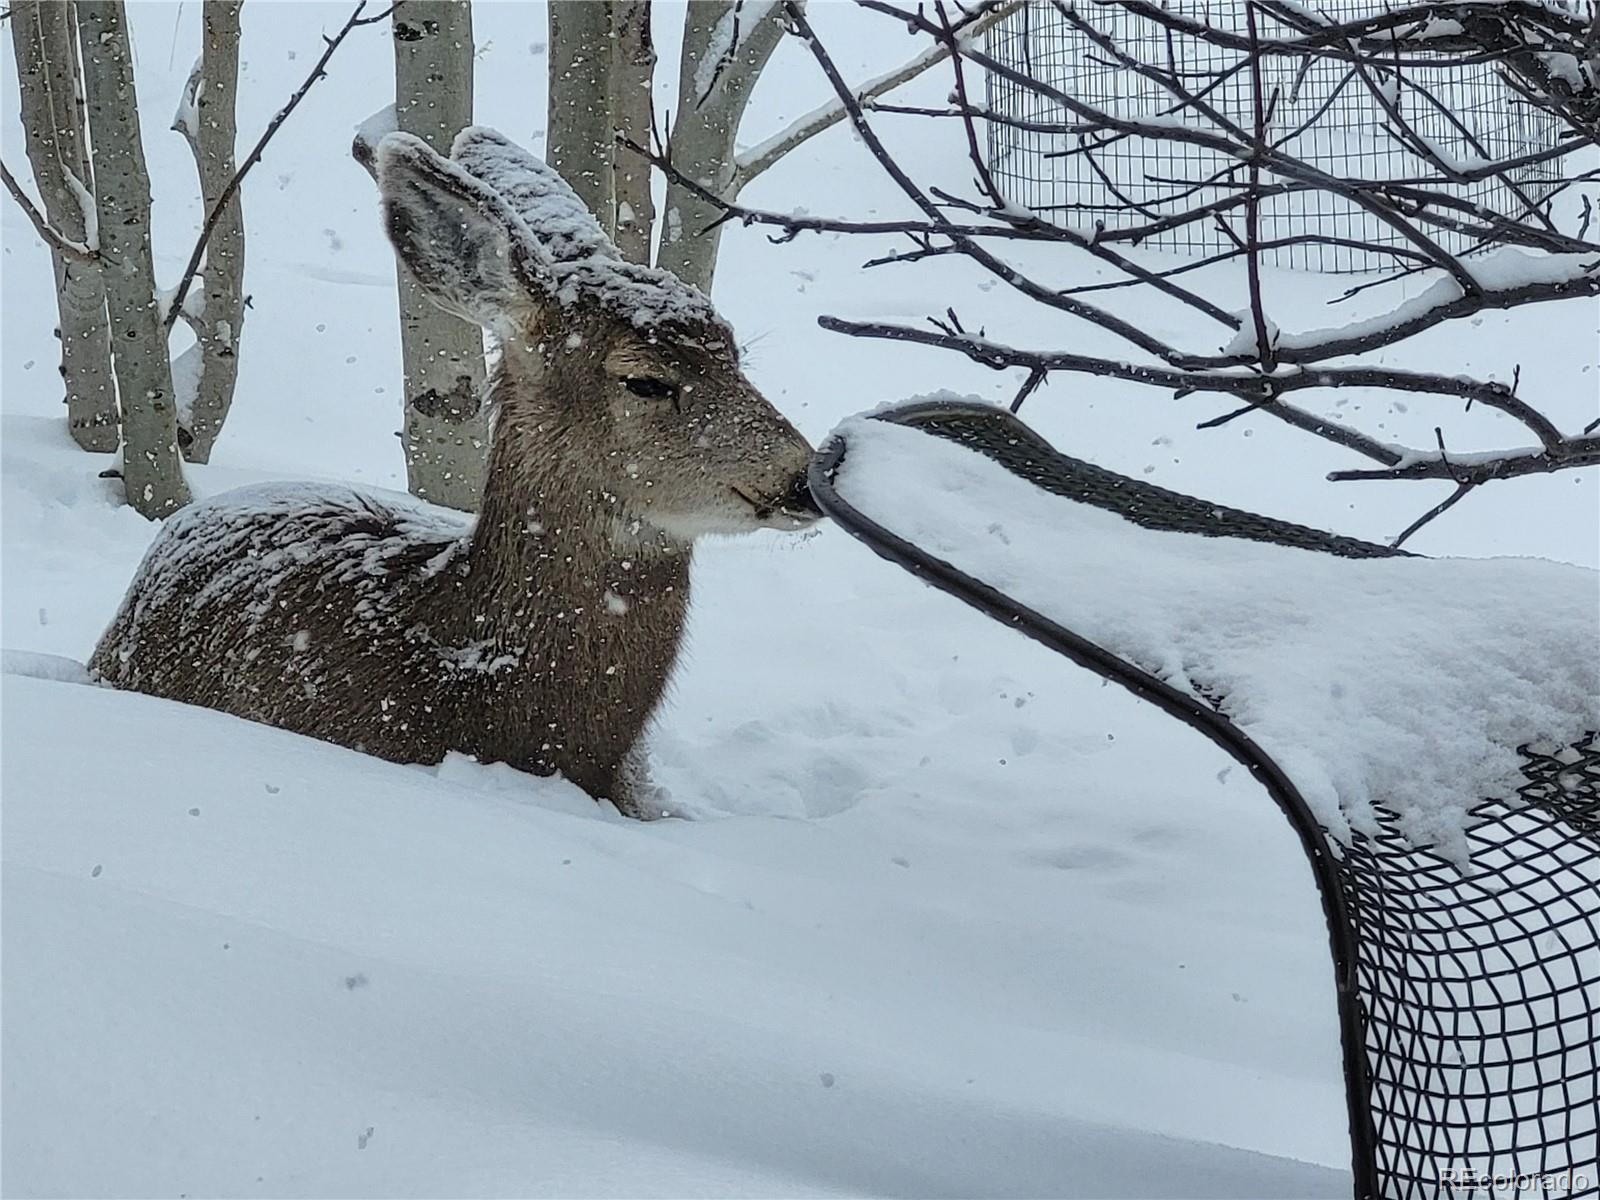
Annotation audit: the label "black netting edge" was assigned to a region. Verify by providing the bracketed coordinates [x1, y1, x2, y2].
[810, 401, 1600, 1200]
[888, 399, 1409, 559]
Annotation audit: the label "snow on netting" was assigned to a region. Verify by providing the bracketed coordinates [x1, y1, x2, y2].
[983, 0, 1566, 273]
[811, 400, 1600, 1198]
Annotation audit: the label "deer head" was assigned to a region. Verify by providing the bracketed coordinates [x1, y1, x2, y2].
[376, 128, 818, 542]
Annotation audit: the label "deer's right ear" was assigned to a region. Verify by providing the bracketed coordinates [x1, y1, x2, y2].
[376, 133, 547, 332]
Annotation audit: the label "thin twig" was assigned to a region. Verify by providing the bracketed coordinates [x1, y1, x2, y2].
[1391, 481, 1478, 546]
[936, 0, 1005, 207]
[0, 157, 96, 262]
[1243, 2, 1277, 374]
[1011, 367, 1047, 413]
[163, 0, 398, 332]
[818, 314, 1406, 465]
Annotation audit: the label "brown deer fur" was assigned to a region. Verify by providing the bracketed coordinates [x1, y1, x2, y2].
[89, 128, 817, 817]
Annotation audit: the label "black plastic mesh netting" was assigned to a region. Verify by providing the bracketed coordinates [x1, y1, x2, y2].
[810, 401, 1600, 1199]
[1339, 747, 1600, 1198]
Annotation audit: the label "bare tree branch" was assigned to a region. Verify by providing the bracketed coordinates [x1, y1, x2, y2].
[733, 0, 1024, 187]
[777, 0, 1243, 360]
[0, 157, 96, 262]
[1242, 2, 1278, 374]
[1327, 439, 1600, 482]
[623, 130, 1600, 370]
[1392, 481, 1478, 547]
[738, 0, 1600, 530]
[817, 313, 1597, 478]
[163, 0, 398, 333]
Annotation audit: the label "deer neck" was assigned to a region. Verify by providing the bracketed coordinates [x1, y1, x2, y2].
[460, 371, 690, 641]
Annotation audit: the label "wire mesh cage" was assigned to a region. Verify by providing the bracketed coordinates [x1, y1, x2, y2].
[983, 0, 1567, 272]
[810, 401, 1600, 1199]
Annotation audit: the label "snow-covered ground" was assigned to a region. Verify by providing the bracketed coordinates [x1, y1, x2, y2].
[3, 4, 1596, 1197]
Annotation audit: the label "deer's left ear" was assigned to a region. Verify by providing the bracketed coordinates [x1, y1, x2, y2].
[377, 132, 551, 333]
[452, 125, 625, 267]
[445, 125, 729, 337]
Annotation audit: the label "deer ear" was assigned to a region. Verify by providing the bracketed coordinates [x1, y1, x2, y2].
[451, 126, 624, 268]
[376, 132, 548, 332]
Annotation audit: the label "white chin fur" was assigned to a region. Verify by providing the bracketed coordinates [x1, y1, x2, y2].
[629, 508, 766, 542]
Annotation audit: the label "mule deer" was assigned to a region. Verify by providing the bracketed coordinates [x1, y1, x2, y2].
[90, 127, 818, 817]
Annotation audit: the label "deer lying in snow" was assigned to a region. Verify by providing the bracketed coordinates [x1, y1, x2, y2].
[90, 127, 819, 817]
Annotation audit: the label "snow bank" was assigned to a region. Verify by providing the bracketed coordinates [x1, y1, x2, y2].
[830, 410, 1600, 858]
[1, 425, 1357, 1197]
[3, 670, 1351, 1198]
[1, 648, 93, 684]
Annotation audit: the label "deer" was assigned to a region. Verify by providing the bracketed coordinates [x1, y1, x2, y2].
[89, 127, 820, 818]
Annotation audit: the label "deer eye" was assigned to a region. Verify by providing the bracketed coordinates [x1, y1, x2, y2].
[623, 377, 678, 405]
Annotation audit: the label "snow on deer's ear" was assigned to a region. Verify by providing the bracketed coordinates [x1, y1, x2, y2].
[451, 125, 624, 267]
[448, 125, 728, 337]
[376, 132, 551, 333]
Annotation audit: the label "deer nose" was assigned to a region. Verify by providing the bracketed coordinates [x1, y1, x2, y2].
[779, 470, 823, 520]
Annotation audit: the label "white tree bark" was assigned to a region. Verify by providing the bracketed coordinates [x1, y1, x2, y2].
[10, 0, 117, 451]
[653, 0, 1020, 291]
[170, 0, 245, 464]
[731, 1, 1022, 186]
[392, 0, 488, 511]
[608, 0, 656, 263]
[656, 1, 786, 292]
[547, 0, 616, 233]
[76, 0, 190, 517]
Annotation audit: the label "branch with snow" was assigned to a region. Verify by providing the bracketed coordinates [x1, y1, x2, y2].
[738, 0, 1600, 539]
[732, 0, 1024, 187]
[694, 0, 781, 109]
[817, 314, 1600, 477]
[170, 56, 204, 153]
[0, 158, 97, 263]
[1327, 438, 1600, 482]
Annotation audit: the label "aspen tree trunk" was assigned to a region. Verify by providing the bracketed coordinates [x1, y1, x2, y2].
[169, 0, 246, 464]
[76, 0, 190, 517]
[10, 0, 118, 451]
[392, 0, 488, 511]
[608, 1, 655, 263]
[547, 0, 615, 233]
[658, 0, 785, 292]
